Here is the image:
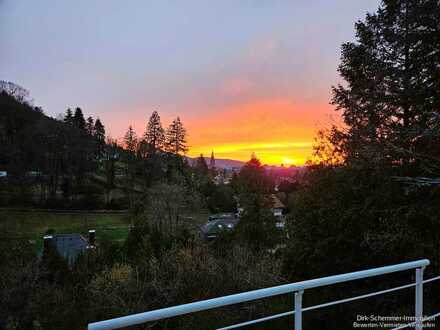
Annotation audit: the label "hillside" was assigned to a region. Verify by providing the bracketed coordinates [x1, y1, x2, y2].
[186, 156, 244, 169]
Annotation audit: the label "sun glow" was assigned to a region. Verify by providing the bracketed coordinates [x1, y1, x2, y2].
[188, 142, 310, 166]
[180, 99, 334, 166]
[282, 157, 296, 165]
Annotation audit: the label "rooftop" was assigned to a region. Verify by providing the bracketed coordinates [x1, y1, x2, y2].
[42, 233, 89, 266]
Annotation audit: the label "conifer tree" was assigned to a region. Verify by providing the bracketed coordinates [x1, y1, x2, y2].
[85, 116, 94, 136]
[93, 118, 105, 143]
[64, 108, 73, 125]
[165, 116, 188, 155]
[237, 154, 272, 194]
[327, 0, 440, 170]
[144, 111, 165, 154]
[93, 118, 106, 157]
[235, 154, 276, 250]
[124, 125, 138, 154]
[73, 107, 86, 130]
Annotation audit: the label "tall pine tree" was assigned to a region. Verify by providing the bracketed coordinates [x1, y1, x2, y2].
[73, 107, 86, 130]
[124, 125, 138, 154]
[85, 116, 94, 136]
[93, 119, 105, 142]
[93, 118, 106, 157]
[326, 0, 440, 172]
[165, 116, 188, 155]
[64, 108, 73, 125]
[144, 111, 165, 154]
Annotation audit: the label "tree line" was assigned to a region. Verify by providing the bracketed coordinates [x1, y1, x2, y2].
[0, 87, 107, 207]
[0, 88, 195, 209]
[123, 111, 188, 158]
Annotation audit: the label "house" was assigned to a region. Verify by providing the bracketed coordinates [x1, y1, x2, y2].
[213, 174, 224, 185]
[41, 229, 96, 266]
[270, 194, 287, 230]
[213, 168, 233, 185]
[208, 213, 236, 222]
[200, 217, 238, 240]
[271, 194, 285, 217]
[235, 195, 286, 218]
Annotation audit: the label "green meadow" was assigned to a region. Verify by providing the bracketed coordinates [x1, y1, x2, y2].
[0, 210, 131, 251]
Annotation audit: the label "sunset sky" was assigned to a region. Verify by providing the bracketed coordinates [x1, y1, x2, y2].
[1, 0, 379, 165]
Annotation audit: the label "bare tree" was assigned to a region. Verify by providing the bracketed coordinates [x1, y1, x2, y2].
[0, 80, 29, 103]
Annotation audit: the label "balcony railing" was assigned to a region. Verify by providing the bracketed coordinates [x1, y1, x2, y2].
[88, 259, 440, 330]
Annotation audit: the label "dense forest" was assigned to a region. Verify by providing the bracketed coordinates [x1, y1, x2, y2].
[0, 85, 106, 208]
[1, 0, 440, 329]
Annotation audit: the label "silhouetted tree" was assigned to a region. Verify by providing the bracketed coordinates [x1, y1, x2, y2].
[144, 111, 165, 154]
[124, 125, 138, 154]
[237, 154, 273, 194]
[64, 108, 73, 125]
[137, 140, 149, 159]
[206, 184, 235, 213]
[236, 193, 277, 251]
[104, 138, 118, 204]
[85, 116, 94, 136]
[93, 119, 105, 142]
[325, 0, 440, 171]
[0, 80, 29, 103]
[73, 107, 86, 130]
[123, 125, 138, 207]
[93, 118, 106, 157]
[235, 154, 276, 249]
[285, 2, 440, 327]
[165, 117, 188, 155]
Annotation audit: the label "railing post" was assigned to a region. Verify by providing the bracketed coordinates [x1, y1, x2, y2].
[415, 267, 424, 330]
[294, 290, 303, 330]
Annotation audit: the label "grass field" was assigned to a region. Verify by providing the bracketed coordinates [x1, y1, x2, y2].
[0, 209, 211, 252]
[0, 210, 132, 251]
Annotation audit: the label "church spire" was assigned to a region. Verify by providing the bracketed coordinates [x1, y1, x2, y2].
[210, 150, 215, 169]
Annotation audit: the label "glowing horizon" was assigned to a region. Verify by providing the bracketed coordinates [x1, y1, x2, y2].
[186, 143, 311, 166]
[184, 101, 327, 166]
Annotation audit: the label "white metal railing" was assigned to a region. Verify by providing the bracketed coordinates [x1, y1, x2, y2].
[88, 259, 440, 330]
